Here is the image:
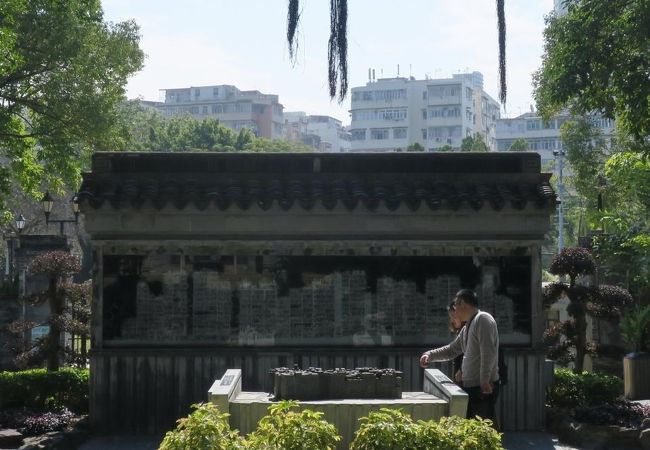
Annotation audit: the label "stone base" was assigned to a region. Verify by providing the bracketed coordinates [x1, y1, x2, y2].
[210, 368, 467, 450]
[230, 391, 446, 450]
[0, 429, 23, 448]
[548, 411, 642, 449]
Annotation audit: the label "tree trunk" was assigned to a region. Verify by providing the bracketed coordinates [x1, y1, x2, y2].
[46, 277, 62, 371]
[569, 275, 587, 373]
[81, 334, 87, 364]
[574, 310, 587, 372]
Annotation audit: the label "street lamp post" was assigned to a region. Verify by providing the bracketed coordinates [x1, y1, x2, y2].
[41, 191, 79, 235]
[4, 214, 26, 282]
[553, 149, 565, 252]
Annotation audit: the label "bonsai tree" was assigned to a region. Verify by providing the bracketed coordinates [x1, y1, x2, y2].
[7, 251, 90, 371]
[543, 247, 633, 372]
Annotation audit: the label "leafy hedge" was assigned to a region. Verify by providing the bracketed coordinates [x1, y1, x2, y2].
[245, 401, 340, 450]
[547, 368, 623, 410]
[0, 368, 89, 413]
[351, 409, 503, 450]
[159, 403, 245, 450]
[160, 403, 503, 450]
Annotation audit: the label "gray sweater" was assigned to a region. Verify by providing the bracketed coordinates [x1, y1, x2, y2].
[426, 310, 499, 388]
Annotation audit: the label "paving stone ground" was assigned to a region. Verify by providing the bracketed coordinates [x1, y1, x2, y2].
[77, 400, 650, 450]
[75, 431, 633, 450]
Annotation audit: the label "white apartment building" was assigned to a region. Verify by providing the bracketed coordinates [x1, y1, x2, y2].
[495, 112, 615, 164]
[142, 85, 285, 139]
[284, 112, 351, 153]
[349, 72, 500, 152]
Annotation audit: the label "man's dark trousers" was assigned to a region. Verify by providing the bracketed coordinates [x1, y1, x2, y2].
[464, 382, 500, 425]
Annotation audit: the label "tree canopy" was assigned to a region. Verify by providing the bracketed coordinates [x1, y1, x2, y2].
[0, 0, 144, 219]
[508, 138, 529, 152]
[460, 133, 489, 152]
[116, 102, 313, 153]
[533, 0, 650, 154]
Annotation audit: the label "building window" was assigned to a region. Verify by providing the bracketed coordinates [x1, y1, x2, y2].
[379, 109, 407, 120]
[202, 106, 208, 114]
[373, 89, 406, 101]
[213, 87, 219, 97]
[422, 110, 427, 120]
[422, 129, 427, 140]
[351, 129, 366, 141]
[422, 91, 427, 100]
[428, 106, 461, 118]
[195, 89, 200, 98]
[526, 120, 541, 130]
[393, 128, 407, 139]
[370, 128, 389, 140]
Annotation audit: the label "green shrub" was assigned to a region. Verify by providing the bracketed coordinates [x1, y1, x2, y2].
[434, 416, 503, 450]
[547, 368, 623, 409]
[620, 304, 650, 353]
[350, 408, 420, 450]
[0, 368, 89, 413]
[350, 409, 503, 450]
[245, 400, 340, 450]
[159, 403, 245, 450]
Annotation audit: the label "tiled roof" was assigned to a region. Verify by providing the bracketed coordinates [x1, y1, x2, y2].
[77, 153, 556, 212]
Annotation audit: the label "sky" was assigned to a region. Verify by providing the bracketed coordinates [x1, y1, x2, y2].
[102, 0, 553, 124]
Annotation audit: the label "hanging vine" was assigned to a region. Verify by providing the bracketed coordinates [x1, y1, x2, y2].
[287, 0, 506, 106]
[327, 0, 348, 103]
[497, 0, 507, 105]
[287, 0, 300, 63]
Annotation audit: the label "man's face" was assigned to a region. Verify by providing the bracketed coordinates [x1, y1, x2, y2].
[454, 298, 472, 322]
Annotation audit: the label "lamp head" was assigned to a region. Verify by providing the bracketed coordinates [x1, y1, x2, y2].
[15, 214, 26, 232]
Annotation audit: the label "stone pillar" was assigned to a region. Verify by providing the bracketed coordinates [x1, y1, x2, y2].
[208, 369, 242, 416]
[423, 369, 468, 418]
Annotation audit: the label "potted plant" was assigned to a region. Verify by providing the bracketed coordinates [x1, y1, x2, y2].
[620, 304, 650, 399]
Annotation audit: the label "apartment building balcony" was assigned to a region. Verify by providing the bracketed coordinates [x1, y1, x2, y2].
[427, 95, 461, 106]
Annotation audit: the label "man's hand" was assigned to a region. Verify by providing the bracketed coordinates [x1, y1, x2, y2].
[480, 381, 493, 395]
[419, 353, 430, 368]
[454, 370, 463, 383]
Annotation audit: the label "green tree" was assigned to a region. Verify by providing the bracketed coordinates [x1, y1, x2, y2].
[543, 248, 633, 372]
[7, 251, 89, 371]
[592, 152, 650, 303]
[533, 0, 650, 155]
[508, 138, 529, 152]
[437, 144, 453, 152]
[406, 142, 424, 152]
[0, 0, 144, 218]
[460, 133, 489, 152]
[116, 104, 312, 153]
[559, 118, 608, 212]
[243, 137, 311, 153]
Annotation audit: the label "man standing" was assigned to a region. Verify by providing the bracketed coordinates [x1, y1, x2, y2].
[419, 289, 500, 423]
